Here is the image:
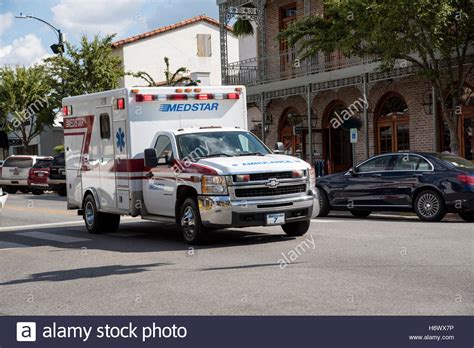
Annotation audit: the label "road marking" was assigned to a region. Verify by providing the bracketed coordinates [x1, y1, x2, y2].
[0, 221, 84, 232]
[2, 206, 76, 216]
[0, 241, 29, 250]
[16, 231, 90, 243]
[106, 232, 148, 237]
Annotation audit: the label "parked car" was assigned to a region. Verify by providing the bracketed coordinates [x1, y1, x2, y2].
[0, 155, 53, 194]
[28, 158, 53, 195]
[316, 152, 474, 222]
[48, 152, 66, 196]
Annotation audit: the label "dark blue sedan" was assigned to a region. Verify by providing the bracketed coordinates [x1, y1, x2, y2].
[316, 152, 474, 222]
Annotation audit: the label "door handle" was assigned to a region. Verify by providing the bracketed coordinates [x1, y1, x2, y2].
[146, 172, 154, 179]
[414, 173, 423, 177]
[371, 173, 382, 177]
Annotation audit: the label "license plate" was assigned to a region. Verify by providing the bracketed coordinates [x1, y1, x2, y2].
[266, 213, 285, 225]
[38, 173, 44, 177]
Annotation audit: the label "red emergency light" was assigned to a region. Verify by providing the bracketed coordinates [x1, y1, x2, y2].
[227, 93, 240, 100]
[62, 105, 72, 115]
[169, 94, 188, 100]
[196, 94, 214, 100]
[116, 98, 125, 109]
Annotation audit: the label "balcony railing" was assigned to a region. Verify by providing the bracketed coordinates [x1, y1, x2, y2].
[226, 49, 379, 86]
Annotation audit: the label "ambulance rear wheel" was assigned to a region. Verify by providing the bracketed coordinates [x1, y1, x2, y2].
[180, 198, 208, 244]
[84, 194, 120, 234]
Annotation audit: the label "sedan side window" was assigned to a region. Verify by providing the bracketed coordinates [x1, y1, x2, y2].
[154, 135, 173, 164]
[392, 155, 432, 171]
[357, 155, 394, 173]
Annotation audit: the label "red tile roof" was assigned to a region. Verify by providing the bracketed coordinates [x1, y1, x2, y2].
[112, 15, 232, 48]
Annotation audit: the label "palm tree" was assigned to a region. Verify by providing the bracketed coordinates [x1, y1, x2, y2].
[129, 57, 196, 86]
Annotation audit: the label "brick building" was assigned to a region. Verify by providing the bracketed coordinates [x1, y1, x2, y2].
[217, 0, 474, 174]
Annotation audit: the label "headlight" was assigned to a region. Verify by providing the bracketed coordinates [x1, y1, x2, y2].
[309, 167, 316, 188]
[202, 175, 228, 195]
[291, 170, 305, 178]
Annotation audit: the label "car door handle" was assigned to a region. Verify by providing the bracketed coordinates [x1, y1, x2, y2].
[146, 172, 154, 179]
[414, 173, 423, 177]
[371, 173, 382, 177]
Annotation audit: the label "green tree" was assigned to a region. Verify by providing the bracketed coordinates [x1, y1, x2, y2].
[281, 0, 474, 155]
[0, 65, 55, 150]
[129, 57, 195, 86]
[45, 34, 124, 109]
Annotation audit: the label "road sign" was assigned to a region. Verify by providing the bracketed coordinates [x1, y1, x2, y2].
[350, 128, 358, 143]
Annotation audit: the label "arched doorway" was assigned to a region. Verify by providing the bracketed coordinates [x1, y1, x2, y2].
[279, 107, 305, 158]
[375, 93, 410, 154]
[441, 85, 474, 160]
[322, 102, 353, 173]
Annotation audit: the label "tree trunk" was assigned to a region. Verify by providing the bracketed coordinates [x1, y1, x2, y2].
[448, 125, 460, 155]
[436, 86, 461, 156]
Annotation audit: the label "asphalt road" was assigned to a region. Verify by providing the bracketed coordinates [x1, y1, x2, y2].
[0, 193, 472, 316]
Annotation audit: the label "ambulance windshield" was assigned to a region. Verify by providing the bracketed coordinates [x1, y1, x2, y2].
[177, 131, 271, 161]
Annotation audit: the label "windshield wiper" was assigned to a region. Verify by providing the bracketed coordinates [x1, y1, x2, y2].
[239, 152, 265, 156]
[201, 153, 232, 158]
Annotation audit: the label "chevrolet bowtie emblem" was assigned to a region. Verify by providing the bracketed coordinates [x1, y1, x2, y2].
[266, 179, 280, 188]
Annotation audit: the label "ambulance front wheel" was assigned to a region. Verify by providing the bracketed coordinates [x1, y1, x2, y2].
[180, 198, 208, 244]
[83, 194, 120, 234]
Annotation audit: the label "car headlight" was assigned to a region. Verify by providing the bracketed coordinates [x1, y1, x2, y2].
[309, 167, 316, 188]
[202, 175, 228, 195]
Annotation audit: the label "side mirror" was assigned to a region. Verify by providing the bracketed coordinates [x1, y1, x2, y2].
[273, 142, 285, 154]
[349, 167, 358, 176]
[144, 148, 158, 168]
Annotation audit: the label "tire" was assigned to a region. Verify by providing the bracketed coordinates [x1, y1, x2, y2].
[317, 187, 330, 217]
[459, 212, 474, 222]
[281, 220, 310, 236]
[3, 186, 17, 194]
[83, 194, 120, 234]
[414, 189, 446, 222]
[32, 189, 44, 195]
[350, 210, 371, 218]
[180, 197, 208, 244]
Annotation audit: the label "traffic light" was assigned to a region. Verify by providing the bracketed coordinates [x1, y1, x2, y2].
[50, 43, 64, 54]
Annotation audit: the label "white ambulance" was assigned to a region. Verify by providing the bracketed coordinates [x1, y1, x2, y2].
[64, 86, 319, 243]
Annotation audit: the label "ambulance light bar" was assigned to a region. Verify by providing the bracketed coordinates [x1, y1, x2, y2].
[135, 93, 240, 102]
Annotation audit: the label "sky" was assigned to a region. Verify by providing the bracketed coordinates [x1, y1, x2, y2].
[0, 0, 219, 66]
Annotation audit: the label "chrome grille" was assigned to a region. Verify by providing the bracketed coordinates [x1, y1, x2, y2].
[235, 184, 307, 198]
[233, 171, 294, 182]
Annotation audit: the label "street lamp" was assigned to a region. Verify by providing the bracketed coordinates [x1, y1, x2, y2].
[15, 13, 66, 55]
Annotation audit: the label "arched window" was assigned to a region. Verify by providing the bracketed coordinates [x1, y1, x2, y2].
[375, 94, 409, 154]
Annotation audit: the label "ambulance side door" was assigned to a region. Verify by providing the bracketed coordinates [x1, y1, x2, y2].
[96, 106, 117, 210]
[143, 133, 177, 217]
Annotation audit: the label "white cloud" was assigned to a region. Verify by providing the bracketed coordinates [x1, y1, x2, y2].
[0, 34, 51, 66]
[52, 0, 142, 38]
[0, 12, 14, 36]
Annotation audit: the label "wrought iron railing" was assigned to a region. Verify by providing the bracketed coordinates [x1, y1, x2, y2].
[226, 49, 379, 86]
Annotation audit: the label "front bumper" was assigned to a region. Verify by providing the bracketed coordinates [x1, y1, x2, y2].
[198, 190, 319, 227]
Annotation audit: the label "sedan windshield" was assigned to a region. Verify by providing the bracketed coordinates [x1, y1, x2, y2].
[177, 131, 270, 161]
[437, 154, 474, 169]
